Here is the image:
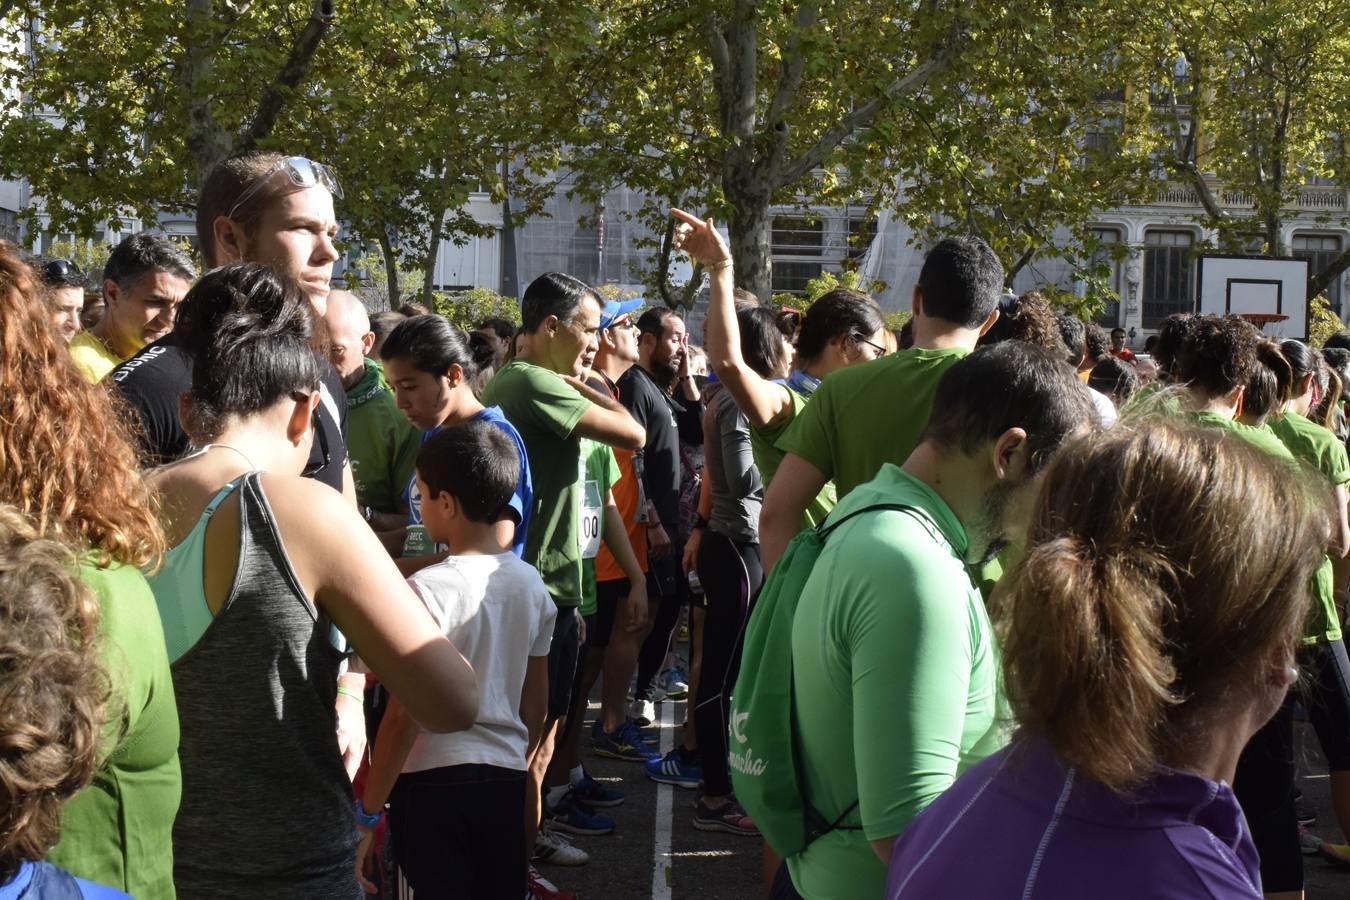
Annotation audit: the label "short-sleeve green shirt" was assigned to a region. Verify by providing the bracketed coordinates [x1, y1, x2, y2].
[1190, 411, 1296, 462]
[483, 358, 592, 607]
[749, 386, 837, 527]
[777, 348, 967, 499]
[1269, 411, 1350, 643]
[48, 561, 181, 898]
[787, 464, 1004, 900]
[579, 438, 622, 617]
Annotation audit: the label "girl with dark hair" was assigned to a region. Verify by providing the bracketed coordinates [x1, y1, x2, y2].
[886, 420, 1326, 899]
[380, 314, 533, 563]
[0, 242, 178, 898]
[1269, 339, 1350, 868]
[1236, 339, 1293, 428]
[671, 209, 884, 527]
[145, 266, 479, 898]
[681, 305, 792, 835]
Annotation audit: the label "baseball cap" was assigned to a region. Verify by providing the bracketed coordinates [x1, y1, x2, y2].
[599, 298, 643, 330]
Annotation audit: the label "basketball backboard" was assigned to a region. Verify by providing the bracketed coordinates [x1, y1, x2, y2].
[1196, 255, 1309, 339]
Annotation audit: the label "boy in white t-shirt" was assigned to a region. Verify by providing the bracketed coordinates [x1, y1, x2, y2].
[355, 420, 556, 899]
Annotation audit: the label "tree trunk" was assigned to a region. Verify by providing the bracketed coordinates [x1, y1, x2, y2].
[499, 157, 520, 299]
[422, 205, 446, 308]
[377, 228, 399, 310]
[181, 0, 235, 186]
[725, 184, 773, 302]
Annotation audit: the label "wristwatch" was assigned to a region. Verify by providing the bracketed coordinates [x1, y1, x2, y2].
[354, 798, 384, 830]
[693, 514, 710, 530]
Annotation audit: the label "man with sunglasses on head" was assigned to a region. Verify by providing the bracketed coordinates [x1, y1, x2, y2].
[37, 257, 88, 344]
[110, 152, 352, 501]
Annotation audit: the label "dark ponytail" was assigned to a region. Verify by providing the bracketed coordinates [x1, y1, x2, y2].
[176, 264, 322, 441]
[1243, 340, 1293, 424]
[381, 315, 492, 385]
[796, 288, 883, 363]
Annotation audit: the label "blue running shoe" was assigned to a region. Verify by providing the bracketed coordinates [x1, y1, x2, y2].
[593, 720, 659, 762]
[572, 772, 625, 808]
[547, 789, 615, 836]
[644, 748, 701, 789]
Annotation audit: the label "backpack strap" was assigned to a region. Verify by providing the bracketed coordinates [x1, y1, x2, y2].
[796, 502, 923, 848]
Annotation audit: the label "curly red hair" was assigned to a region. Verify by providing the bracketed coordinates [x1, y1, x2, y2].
[0, 242, 163, 568]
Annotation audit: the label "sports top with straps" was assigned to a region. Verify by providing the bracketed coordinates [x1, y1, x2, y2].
[144, 476, 241, 663]
[155, 470, 358, 898]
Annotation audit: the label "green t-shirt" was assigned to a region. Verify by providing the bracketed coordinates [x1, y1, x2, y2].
[1190, 410, 1296, 462]
[579, 438, 622, 617]
[345, 358, 421, 513]
[750, 385, 837, 527]
[49, 561, 181, 898]
[1269, 411, 1350, 643]
[777, 348, 967, 500]
[787, 465, 1004, 900]
[483, 358, 592, 607]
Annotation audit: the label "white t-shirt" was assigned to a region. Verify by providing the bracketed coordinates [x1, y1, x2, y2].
[1088, 386, 1118, 427]
[403, 552, 556, 773]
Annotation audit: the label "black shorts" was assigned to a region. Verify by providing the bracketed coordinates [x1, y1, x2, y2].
[547, 606, 580, 720]
[590, 579, 630, 650]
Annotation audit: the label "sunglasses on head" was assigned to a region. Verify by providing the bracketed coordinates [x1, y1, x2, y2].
[228, 156, 344, 221]
[40, 258, 84, 285]
[291, 392, 331, 478]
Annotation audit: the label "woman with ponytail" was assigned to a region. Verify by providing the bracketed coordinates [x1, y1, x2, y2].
[671, 209, 885, 527]
[886, 419, 1326, 899]
[380, 315, 532, 563]
[145, 265, 478, 897]
[1267, 339, 1350, 869]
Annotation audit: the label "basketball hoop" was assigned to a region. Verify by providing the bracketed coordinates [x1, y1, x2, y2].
[1237, 313, 1289, 332]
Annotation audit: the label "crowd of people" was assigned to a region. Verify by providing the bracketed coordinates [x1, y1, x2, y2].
[4, 151, 1350, 900]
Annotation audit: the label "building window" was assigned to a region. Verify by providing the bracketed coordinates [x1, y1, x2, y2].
[772, 261, 824, 295]
[1143, 230, 1194, 328]
[771, 217, 824, 256]
[1088, 227, 1122, 326]
[846, 217, 877, 261]
[1293, 234, 1344, 315]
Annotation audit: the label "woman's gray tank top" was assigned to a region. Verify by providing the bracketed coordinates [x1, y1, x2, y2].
[170, 472, 360, 899]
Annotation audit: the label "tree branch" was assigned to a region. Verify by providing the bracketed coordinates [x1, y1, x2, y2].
[776, 24, 960, 190]
[766, 2, 819, 124]
[238, 0, 336, 152]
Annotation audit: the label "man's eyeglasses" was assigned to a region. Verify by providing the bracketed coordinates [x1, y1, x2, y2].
[229, 156, 344, 221]
[292, 392, 331, 478]
[852, 332, 887, 358]
[40, 258, 84, 286]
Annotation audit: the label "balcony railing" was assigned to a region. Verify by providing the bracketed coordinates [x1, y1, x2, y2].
[1151, 181, 1347, 212]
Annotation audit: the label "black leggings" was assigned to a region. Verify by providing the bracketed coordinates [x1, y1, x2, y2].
[636, 546, 686, 700]
[694, 531, 763, 796]
[1234, 698, 1300, 892]
[1304, 638, 1350, 772]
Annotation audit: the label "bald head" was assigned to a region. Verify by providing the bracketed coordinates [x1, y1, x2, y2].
[325, 290, 374, 387]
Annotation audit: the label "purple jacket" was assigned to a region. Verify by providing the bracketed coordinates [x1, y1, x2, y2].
[886, 739, 1261, 899]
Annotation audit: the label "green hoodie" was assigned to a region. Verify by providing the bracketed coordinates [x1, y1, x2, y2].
[345, 357, 420, 513]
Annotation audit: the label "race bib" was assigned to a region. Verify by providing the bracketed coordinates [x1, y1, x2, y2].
[580, 479, 603, 559]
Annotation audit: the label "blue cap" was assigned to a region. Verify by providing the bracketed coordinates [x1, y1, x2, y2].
[599, 298, 643, 330]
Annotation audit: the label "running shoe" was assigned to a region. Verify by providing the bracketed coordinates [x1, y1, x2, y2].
[547, 789, 616, 836]
[528, 866, 579, 900]
[645, 748, 702, 789]
[593, 720, 659, 762]
[629, 698, 657, 727]
[532, 827, 590, 866]
[1300, 825, 1324, 856]
[1296, 796, 1318, 827]
[656, 665, 689, 700]
[693, 797, 759, 836]
[572, 772, 625, 808]
[1320, 841, 1350, 868]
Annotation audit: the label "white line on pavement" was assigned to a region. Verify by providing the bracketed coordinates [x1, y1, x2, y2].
[651, 701, 675, 900]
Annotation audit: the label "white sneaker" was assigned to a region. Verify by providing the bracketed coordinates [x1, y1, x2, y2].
[533, 827, 590, 866]
[629, 698, 657, 727]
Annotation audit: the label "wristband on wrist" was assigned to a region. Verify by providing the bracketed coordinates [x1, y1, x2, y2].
[708, 257, 733, 272]
[354, 798, 384, 830]
[337, 685, 365, 703]
[693, 514, 710, 530]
